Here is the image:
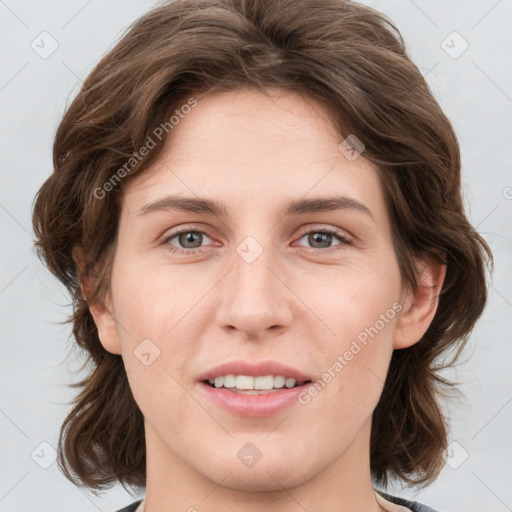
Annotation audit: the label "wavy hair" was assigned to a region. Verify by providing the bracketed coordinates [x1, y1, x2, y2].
[32, 0, 492, 492]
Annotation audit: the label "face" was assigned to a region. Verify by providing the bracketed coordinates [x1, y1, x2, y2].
[89, 88, 441, 494]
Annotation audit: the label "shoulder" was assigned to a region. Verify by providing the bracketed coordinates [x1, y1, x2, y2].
[376, 490, 442, 512]
[114, 500, 143, 512]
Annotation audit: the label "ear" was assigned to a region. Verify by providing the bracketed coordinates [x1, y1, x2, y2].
[72, 246, 122, 355]
[394, 255, 446, 350]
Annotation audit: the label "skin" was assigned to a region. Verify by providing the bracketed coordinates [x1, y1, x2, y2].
[83, 88, 445, 512]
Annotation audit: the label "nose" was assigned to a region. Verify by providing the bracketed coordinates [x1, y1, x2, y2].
[215, 239, 294, 339]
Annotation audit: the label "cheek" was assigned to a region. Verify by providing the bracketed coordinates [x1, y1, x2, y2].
[306, 319, 396, 439]
[309, 262, 401, 412]
[110, 256, 210, 365]
[321, 258, 401, 349]
[111, 256, 198, 338]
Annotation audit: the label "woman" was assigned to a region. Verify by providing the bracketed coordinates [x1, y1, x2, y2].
[32, 0, 492, 511]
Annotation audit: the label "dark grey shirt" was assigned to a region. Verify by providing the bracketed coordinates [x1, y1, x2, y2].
[377, 490, 440, 511]
[116, 493, 440, 511]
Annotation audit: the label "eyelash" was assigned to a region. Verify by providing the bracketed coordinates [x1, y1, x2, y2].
[161, 226, 353, 256]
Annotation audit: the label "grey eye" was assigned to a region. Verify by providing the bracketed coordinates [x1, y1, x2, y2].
[176, 231, 204, 249]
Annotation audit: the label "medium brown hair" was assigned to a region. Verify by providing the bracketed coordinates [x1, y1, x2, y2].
[32, 0, 492, 493]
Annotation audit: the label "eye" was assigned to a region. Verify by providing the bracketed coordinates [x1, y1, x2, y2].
[162, 228, 214, 254]
[295, 227, 352, 254]
[161, 226, 352, 256]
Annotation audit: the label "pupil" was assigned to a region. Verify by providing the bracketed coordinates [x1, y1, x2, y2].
[310, 232, 331, 248]
[180, 232, 201, 248]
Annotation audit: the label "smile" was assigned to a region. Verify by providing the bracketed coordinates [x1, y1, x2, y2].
[206, 374, 310, 392]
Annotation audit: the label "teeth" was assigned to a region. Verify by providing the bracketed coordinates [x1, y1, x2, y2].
[224, 375, 236, 388]
[237, 375, 255, 389]
[208, 375, 302, 390]
[273, 375, 286, 388]
[285, 377, 296, 388]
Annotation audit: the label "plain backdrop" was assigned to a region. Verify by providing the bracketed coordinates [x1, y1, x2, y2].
[1, 1, 511, 511]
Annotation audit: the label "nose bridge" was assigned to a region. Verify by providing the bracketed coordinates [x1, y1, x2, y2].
[216, 234, 292, 336]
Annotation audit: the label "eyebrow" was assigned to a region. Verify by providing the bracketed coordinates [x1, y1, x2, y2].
[137, 194, 373, 219]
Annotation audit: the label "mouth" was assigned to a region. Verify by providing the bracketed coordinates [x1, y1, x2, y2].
[197, 360, 314, 416]
[198, 377, 314, 417]
[202, 375, 313, 394]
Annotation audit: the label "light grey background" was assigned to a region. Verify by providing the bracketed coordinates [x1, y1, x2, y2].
[1, 1, 511, 511]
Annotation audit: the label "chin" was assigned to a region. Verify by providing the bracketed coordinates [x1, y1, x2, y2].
[200, 453, 314, 492]
[218, 467, 309, 493]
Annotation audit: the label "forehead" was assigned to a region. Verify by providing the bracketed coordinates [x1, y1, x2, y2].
[123, 88, 386, 219]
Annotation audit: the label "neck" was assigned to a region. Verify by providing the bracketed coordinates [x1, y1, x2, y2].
[142, 417, 388, 512]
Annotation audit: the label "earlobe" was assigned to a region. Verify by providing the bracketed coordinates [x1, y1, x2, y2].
[393, 257, 447, 350]
[88, 300, 123, 355]
[73, 245, 122, 355]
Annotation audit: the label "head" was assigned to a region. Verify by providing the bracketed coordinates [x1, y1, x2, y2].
[32, 0, 492, 495]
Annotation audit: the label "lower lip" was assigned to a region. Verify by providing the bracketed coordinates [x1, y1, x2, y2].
[198, 381, 312, 418]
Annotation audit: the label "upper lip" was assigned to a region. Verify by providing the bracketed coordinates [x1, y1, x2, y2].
[197, 360, 312, 383]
